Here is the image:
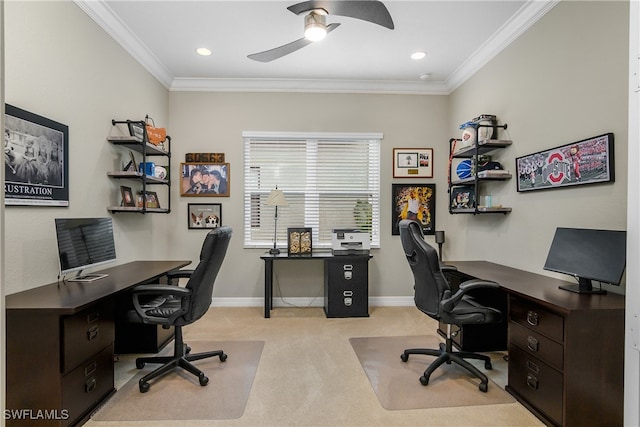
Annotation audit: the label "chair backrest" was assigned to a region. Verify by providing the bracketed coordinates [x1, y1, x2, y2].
[181, 226, 232, 324]
[399, 220, 450, 319]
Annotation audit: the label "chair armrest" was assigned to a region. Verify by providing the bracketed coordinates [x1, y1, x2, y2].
[441, 279, 499, 312]
[166, 269, 194, 280]
[440, 264, 458, 273]
[131, 285, 191, 326]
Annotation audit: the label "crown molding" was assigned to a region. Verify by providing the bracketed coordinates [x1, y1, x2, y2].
[73, 0, 174, 89]
[446, 0, 560, 92]
[75, 0, 557, 95]
[170, 77, 450, 95]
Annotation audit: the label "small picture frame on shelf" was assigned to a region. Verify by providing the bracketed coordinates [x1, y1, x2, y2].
[127, 121, 145, 142]
[450, 186, 476, 210]
[288, 228, 312, 256]
[137, 191, 160, 209]
[187, 203, 222, 229]
[120, 186, 135, 207]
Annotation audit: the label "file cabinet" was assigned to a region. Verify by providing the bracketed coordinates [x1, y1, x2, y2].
[324, 255, 370, 317]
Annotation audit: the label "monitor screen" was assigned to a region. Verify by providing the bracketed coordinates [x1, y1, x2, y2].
[544, 227, 626, 294]
[55, 217, 116, 278]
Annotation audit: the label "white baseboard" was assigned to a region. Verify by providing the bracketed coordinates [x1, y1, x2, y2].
[211, 296, 413, 308]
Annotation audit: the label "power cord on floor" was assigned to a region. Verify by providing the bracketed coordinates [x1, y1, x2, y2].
[272, 263, 323, 308]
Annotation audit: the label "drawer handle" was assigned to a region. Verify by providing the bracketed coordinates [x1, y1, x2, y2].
[526, 360, 540, 374]
[527, 336, 539, 352]
[526, 311, 539, 326]
[526, 373, 539, 390]
[85, 378, 97, 393]
[84, 361, 97, 377]
[87, 312, 100, 324]
[87, 325, 99, 341]
[343, 265, 353, 271]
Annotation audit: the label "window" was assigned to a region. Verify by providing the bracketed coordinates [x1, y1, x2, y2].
[243, 131, 381, 249]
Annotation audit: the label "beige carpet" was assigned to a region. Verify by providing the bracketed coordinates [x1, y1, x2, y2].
[92, 340, 264, 421]
[350, 335, 514, 410]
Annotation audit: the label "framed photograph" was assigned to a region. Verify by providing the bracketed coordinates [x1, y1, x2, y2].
[450, 186, 476, 210]
[393, 148, 433, 178]
[137, 191, 160, 209]
[188, 203, 222, 229]
[288, 227, 312, 256]
[180, 162, 229, 196]
[516, 133, 614, 192]
[120, 186, 135, 207]
[391, 184, 436, 235]
[4, 104, 69, 206]
[127, 121, 145, 142]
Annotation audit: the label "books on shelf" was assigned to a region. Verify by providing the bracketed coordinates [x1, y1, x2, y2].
[477, 170, 511, 178]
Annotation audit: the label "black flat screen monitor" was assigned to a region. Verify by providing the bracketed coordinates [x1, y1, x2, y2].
[544, 227, 626, 294]
[55, 217, 116, 282]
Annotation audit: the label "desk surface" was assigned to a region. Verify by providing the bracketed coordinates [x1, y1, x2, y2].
[447, 260, 625, 312]
[5, 260, 191, 314]
[260, 251, 371, 260]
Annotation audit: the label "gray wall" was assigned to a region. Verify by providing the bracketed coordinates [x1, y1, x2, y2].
[3, 1, 630, 301]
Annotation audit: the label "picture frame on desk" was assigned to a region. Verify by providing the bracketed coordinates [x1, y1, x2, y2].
[450, 186, 475, 210]
[287, 227, 312, 256]
[137, 191, 160, 209]
[120, 186, 135, 207]
[391, 183, 435, 235]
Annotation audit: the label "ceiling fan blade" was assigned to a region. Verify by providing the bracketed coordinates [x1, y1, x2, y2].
[288, 0, 394, 30]
[248, 23, 340, 62]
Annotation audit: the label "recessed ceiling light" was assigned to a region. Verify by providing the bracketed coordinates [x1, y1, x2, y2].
[196, 47, 212, 56]
[411, 51, 426, 60]
[419, 73, 431, 80]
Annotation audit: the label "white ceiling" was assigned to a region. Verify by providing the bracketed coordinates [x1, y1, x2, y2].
[75, 0, 558, 94]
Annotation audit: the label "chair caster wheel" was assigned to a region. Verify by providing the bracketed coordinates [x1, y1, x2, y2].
[400, 353, 409, 362]
[485, 361, 493, 370]
[139, 380, 150, 393]
[199, 374, 209, 386]
[219, 353, 228, 362]
[479, 382, 488, 393]
[136, 360, 145, 369]
[419, 376, 429, 386]
[186, 345, 191, 354]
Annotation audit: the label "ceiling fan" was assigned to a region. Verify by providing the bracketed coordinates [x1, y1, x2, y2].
[247, 0, 394, 63]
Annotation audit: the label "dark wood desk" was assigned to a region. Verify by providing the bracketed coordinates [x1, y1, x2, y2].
[261, 252, 371, 318]
[448, 261, 624, 427]
[5, 260, 190, 427]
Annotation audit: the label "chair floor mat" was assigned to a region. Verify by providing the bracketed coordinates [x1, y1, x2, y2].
[92, 340, 264, 421]
[349, 335, 514, 410]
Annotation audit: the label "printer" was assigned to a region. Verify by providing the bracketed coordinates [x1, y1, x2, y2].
[331, 229, 370, 255]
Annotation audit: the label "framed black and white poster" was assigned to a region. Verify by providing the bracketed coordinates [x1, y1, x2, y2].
[4, 104, 69, 206]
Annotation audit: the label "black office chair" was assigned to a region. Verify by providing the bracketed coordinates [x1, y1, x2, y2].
[127, 226, 232, 393]
[398, 220, 502, 392]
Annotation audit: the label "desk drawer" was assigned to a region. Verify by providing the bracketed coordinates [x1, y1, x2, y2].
[62, 345, 114, 427]
[509, 321, 563, 370]
[62, 301, 114, 373]
[509, 296, 563, 343]
[508, 344, 563, 426]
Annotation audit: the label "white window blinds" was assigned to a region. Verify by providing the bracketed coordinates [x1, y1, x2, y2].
[243, 132, 381, 249]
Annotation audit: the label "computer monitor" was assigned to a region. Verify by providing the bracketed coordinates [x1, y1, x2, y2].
[544, 227, 626, 294]
[55, 217, 116, 282]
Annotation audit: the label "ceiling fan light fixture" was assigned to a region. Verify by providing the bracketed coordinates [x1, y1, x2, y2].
[304, 11, 327, 42]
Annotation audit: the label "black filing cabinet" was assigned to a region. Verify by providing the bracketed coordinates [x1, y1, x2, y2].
[324, 255, 370, 317]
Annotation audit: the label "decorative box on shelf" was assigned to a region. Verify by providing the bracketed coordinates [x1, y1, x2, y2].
[287, 228, 312, 256]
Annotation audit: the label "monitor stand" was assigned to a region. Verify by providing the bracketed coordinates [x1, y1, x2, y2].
[68, 273, 109, 283]
[559, 277, 606, 295]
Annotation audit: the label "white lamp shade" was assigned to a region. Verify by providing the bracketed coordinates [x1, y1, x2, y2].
[304, 11, 327, 41]
[266, 189, 288, 206]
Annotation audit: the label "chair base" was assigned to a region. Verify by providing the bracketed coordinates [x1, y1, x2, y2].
[135, 326, 227, 393]
[401, 340, 492, 392]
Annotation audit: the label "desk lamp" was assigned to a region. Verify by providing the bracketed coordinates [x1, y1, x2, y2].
[435, 230, 445, 262]
[266, 187, 288, 254]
